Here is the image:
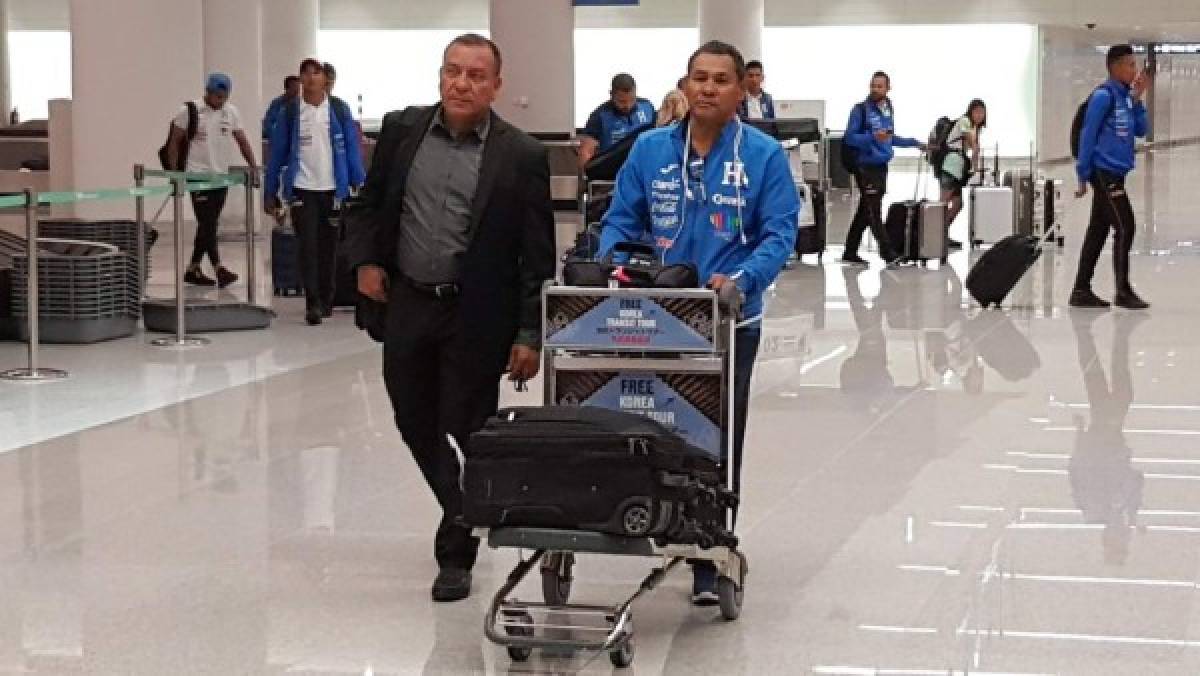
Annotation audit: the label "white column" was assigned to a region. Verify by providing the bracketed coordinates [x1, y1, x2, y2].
[204, 0, 262, 229]
[0, 0, 11, 126]
[698, 0, 764, 62]
[489, 0, 574, 134]
[261, 0, 317, 108]
[70, 0, 203, 220]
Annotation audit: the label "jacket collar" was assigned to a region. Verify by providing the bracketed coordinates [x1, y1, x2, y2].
[672, 114, 740, 156]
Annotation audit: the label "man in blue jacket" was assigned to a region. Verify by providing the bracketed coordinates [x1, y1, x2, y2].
[600, 40, 799, 606]
[579, 73, 656, 169]
[736, 60, 775, 120]
[841, 71, 924, 267]
[265, 58, 366, 325]
[262, 75, 299, 140]
[1071, 44, 1151, 310]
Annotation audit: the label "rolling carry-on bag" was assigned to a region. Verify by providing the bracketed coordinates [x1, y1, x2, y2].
[794, 181, 826, 260]
[463, 406, 737, 548]
[966, 231, 1053, 308]
[885, 200, 947, 265]
[969, 186, 1014, 247]
[271, 226, 303, 297]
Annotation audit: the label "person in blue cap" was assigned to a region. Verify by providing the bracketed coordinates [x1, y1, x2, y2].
[579, 73, 656, 170]
[166, 72, 259, 289]
[599, 40, 799, 606]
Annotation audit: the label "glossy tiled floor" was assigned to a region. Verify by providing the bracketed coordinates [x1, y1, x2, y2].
[1, 148, 1199, 674]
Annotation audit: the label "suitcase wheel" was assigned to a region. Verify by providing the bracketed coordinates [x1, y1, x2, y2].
[718, 576, 743, 621]
[609, 637, 635, 668]
[502, 610, 534, 662]
[621, 504, 653, 536]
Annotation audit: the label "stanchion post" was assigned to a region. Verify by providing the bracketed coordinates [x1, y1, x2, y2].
[134, 164, 146, 300]
[242, 167, 257, 306]
[150, 177, 209, 348]
[1, 189, 68, 382]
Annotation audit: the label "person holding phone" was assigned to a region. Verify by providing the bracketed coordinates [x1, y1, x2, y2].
[1070, 45, 1152, 310]
[840, 72, 925, 267]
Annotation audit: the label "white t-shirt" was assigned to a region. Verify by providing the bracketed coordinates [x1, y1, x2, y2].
[173, 100, 242, 174]
[746, 95, 764, 120]
[294, 98, 336, 191]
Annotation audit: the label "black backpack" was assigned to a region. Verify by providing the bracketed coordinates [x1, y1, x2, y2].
[839, 103, 865, 172]
[927, 116, 956, 172]
[1070, 87, 1113, 159]
[158, 101, 198, 171]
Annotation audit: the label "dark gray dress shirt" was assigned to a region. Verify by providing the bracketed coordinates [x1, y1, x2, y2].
[395, 111, 490, 284]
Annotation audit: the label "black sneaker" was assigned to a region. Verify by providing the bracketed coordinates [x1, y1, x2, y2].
[948, 238, 964, 250]
[305, 309, 322, 326]
[184, 267, 216, 287]
[1069, 288, 1111, 309]
[840, 254, 869, 267]
[1115, 289, 1150, 310]
[215, 267, 238, 289]
[432, 568, 472, 602]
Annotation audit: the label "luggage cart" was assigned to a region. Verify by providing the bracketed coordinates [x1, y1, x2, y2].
[478, 286, 748, 668]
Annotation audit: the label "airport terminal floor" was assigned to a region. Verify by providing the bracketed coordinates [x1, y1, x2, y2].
[2, 146, 1200, 674]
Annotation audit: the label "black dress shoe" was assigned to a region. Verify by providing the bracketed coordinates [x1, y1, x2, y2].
[1115, 289, 1150, 310]
[432, 568, 472, 602]
[305, 310, 322, 326]
[321, 305, 333, 319]
[1069, 288, 1111, 309]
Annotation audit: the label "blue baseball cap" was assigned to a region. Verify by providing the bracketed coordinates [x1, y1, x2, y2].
[205, 72, 232, 95]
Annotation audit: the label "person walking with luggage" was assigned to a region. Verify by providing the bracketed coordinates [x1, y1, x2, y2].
[579, 73, 656, 169]
[264, 58, 366, 325]
[737, 60, 775, 120]
[1070, 44, 1152, 310]
[840, 72, 925, 267]
[165, 73, 259, 289]
[341, 34, 556, 602]
[599, 40, 799, 605]
[937, 99, 986, 250]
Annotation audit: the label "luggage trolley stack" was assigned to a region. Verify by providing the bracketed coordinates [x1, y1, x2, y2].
[478, 285, 748, 668]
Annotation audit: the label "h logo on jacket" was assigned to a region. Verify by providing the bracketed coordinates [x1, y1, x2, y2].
[722, 161, 749, 187]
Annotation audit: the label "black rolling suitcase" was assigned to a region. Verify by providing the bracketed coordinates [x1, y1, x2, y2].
[463, 406, 736, 548]
[271, 227, 303, 296]
[795, 182, 826, 259]
[966, 232, 1049, 308]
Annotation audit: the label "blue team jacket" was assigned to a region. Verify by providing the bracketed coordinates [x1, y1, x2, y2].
[1076, 79, 1147, 183]
[599, 118, 800, 324]
[265, 95, 366, 202]
[844, 97, 921, 167]
[584, 98, 657, 153]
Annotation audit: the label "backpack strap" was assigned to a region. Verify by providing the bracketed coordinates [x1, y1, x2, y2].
[185, 101, 199, 141]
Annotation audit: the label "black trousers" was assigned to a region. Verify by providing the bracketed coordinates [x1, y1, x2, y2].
[845, 165, 894, 259]
[189, 187, 228, 266]
[291, 189, 339, 312]
[382, 283, 503, 571]
[1074, 170, 1136, 293]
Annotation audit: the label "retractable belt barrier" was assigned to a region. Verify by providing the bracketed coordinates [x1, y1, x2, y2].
[0, 167, 258, 383]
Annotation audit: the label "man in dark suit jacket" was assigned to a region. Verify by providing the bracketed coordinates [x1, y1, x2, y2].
[341, 33, 556, 602]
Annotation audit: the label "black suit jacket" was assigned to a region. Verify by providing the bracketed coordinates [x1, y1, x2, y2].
[341, 105, 556, 372]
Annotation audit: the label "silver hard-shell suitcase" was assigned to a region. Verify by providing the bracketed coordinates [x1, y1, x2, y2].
[969, 186, 1014, 247]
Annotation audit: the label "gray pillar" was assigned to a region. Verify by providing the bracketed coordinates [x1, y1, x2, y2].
[261, 0, 317, 108]
[489, 0, 575, 134]
[0, 0, 12, 126]
[698, 0, 763, 61]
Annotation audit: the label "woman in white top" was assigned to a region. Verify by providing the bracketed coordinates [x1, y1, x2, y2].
[939, 99, 986, 249]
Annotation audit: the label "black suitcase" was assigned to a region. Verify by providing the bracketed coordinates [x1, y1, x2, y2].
[463, 406, 736, 547]
[966, 234, 1043, 308]
[271, 227, 303, 296]
[795, 183, 826, 259]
